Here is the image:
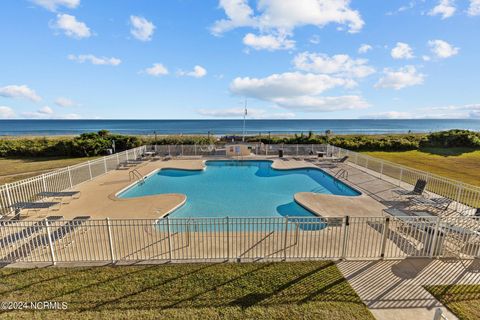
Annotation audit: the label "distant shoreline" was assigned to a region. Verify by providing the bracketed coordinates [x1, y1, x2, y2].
[1, 119, 479, 137]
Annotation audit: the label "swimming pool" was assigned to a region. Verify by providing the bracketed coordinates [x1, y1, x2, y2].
[118, 160, 360, 218]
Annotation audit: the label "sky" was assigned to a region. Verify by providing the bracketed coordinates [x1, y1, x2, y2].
[0, 0, 480, 120]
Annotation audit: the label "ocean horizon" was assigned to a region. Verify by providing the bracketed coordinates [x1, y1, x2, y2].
[1, 119, 479, 136]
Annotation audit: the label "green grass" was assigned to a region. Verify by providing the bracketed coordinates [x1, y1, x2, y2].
[0, 261, 373, 320]
[0, 156, 97, 184]
[425, 284, 480, 320]
[363, 148, 480, 187]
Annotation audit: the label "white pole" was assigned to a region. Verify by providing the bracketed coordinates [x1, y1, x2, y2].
[45, 219, 56, 265]
[106, 218, 115, 263]
[67, 166, 73, 189]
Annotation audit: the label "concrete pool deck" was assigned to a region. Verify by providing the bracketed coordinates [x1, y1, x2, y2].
[22, 157, 393, 221]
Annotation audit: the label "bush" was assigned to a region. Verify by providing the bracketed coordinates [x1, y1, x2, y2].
[420, 129, 480, 148]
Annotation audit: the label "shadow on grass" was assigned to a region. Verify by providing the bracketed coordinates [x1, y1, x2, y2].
[419, 147, 480, 157]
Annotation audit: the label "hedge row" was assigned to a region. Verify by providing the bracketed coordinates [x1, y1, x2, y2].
[0, 129, 478, 157]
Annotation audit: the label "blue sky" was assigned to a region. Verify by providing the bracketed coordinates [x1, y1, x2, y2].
[0, 0, 479, 120]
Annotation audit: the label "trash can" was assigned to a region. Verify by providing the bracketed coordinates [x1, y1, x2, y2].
[278, 149, 283, 158]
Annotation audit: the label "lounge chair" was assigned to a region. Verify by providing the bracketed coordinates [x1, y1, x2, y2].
[333, 156, 349, 163]
[11, 201, 61, 219]
[393, 179, 427, 198]
[37, 191, 81, 204]
[411, 197, 453, 212]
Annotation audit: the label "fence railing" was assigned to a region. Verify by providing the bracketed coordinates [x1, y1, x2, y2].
[328, 145, 480, 214]
[0, 146, 147, 216]
[1, 216, 478, 264]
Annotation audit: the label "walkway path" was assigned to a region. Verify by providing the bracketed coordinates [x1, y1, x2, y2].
[337, 258, 480, 320]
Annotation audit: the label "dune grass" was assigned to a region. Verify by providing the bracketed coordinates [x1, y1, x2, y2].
[425, 284, 480, 320]
[0, 261, 373, 320]
[0, 157, 97, 184]
[363, 148, 480, 186]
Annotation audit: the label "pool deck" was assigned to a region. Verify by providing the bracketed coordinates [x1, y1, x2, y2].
[22, 156, 393, 221]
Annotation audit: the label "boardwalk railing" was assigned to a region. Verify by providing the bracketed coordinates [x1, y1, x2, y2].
[0, 146, 147, 216]
[1, 216, 478, 264]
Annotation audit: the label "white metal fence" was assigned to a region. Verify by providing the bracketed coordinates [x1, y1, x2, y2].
[328, 145, 480, 214]
[0, 146, 147, 216]
[0, 216, 478, 264]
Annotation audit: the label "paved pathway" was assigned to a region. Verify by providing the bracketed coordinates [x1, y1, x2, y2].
[337, 258, 480, 320]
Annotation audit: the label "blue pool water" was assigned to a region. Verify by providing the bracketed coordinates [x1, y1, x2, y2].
[119, 160, 360, 218]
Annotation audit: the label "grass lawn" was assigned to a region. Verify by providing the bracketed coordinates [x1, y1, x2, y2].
[363, 148, 480, 186]
[0, 261, 373, 320]
[0, 157, 97, 184]
[425, 284, 480, 320]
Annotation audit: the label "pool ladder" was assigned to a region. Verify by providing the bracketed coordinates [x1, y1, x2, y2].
[334, 169, 349, 180]
[129, 169, 145, 184]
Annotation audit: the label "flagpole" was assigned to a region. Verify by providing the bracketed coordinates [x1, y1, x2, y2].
[242, 98, 247, 142]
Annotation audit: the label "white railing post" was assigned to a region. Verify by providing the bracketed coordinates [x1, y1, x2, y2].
[429, 217, 441, 258]
[126, 150, 129, 161]
[133, 148, 137, 160]
[42, 174, 47, 192]
[116, 153, 120, 164]
[341, 216, 350, 259]
[283, 216, 289, 261]
[380, 217, 390, 258]
[45, 218, 56, 265]
[88, 161, 93, 180]
[67, 166, 73, 189]
[103, 157, 108, 173]
[296, 144, 299, 156]
[399, 168, 404, 187]
[5, 184, 13, 209]
[194, 144, 197, 156]
[455, 184, 463, 211]
[166, 217, 173, 261]
[181, 145, 184, 156]
[226, 216, 230, 261]
[106, 218, 115, 263]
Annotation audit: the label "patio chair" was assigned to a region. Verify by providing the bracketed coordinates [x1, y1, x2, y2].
[333, 155, 349, 163]
[393, 179, 427, 198]
[411, 196, 453, 212]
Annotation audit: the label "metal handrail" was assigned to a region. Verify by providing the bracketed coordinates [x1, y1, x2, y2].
[128, 169, 145, 184]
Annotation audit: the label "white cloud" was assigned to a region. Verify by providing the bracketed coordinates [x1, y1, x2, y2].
[68, 54, 121, 66]
[272, 95, 369, 112]
[422, 55, 431, 61]
[197, 108, 295, 119]
[231, 72, 354, 100]
[130, 15, 155, 42]
[0, 85, 42, 102]
[51, 14, 91, 39]
[177, 65, 207, 78]
[428, 40, 459, 58]
[31, 0, 80, 11]
[362, 104, 480, 119]
[391, 42, 414, 59]
[212, 0, 364, 35]
[38, 106, 54, 114]
[60, 113, 81, 119]
[358, 44, 372, 54]
[55, 97, 76, 107]
[293, 52, 375, 78]
[242, 32, 295, 51]
[468, 0, 480, 15]
[428, 0, 456, 19]
[375, 65, 425, 90]
[143, 63, 169, 76]
[0, 106, 16, 119]
[230, 72, 368, 112]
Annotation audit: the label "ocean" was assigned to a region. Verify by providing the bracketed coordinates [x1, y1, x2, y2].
[0, 119, 479, 136]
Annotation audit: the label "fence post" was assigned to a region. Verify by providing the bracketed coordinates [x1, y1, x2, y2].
[296, 144, 299, 156]
[194, 144, 197, 156]
[429, 217, 441, 258]
[399, 168, 403, 187]
[126, 150, 129, 161]
[42, 174, 47, 192]
[5, 184, 13, 210]
[166, 217, 173, 261]
[88, 161, 93, 180]
[455, 184, 463, 211]
[45, 218, 56, 265]
[106, 218, 115, 263]
[67, 166, 73, 189]
[226, 216, 230, 261]
[341, 216, 350, 259]
[116, 153, 120, 165]
[380, 217, 390, 258]
[181, 145, 184, 156]
[283, 216, 289, 261]
[103, 157, 108, 173]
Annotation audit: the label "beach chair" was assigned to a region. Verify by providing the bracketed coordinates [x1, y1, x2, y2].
[393, 179, 427, 198]
[411, 196, 453, 213]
